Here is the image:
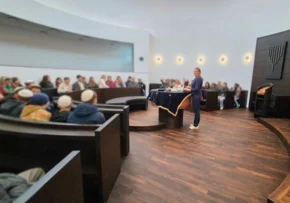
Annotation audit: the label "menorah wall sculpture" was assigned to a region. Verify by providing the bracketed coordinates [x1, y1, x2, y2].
[265, 41, 287, 79]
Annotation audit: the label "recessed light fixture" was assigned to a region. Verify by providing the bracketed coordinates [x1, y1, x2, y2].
[155, 55, 163, 64]
[176, 56, 184, 65]
[219, 54, 228, 65]
[197, 56, 206, 65]
[243, 52, 253, 64]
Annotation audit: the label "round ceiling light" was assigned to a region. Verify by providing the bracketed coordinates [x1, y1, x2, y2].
[243, 52, 253, 64]
[176, 56, 184, 65]
[197, 56, 206, 65]
[154, 55, 163, 64]
[219, 54, 228, 65]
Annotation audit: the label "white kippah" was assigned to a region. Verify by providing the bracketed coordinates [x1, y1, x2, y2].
[57, 95, 72, 108]
[18, 89, 33, 98]
[14, 87, 24, 93]
[81, 90, 94, 102]
[25, 80, 34, 83]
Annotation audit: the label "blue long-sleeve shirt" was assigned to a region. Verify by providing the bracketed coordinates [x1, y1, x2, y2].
[191, 76, 203, 96]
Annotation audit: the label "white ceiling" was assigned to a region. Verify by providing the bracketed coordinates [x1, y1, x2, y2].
[35, 0, 290, 37]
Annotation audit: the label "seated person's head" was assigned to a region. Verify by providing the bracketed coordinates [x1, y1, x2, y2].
[107, 75, 112, 81]
[64, 77, 70, 85]
[132, 77, 136, 82]
[57, 95, 72, 111]
[29, 93, 49, 109]
[25, 80, 34, 88]
[17, 89, 33, 104]
[222, 82, 228, 89]
[14, 87, 25, 98]
[77, 75, 83, 82]
[128, 76, 132, 81]
[204, 82, 210, 89]
[30, 85, 42, 94]
[81, 90, 97, 105]
[210, 83, 217, 89]
[184, 80, 189, 87]
[4, 77, 11, 87]
[138, 78, 142, 83]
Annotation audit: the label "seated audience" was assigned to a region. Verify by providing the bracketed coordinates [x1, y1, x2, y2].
[68, 90, 105, 124]
[30, 85, 42, 94]
[21, 93, 51, 122]
[88, 76, 98, 88]
[25, 80, 34, 88]
[173, 79, 182, 88]
[160, 78, 170, 88]
[83, 77, 89, 89]
[0, 88, 33, 117]
[128, 77, 139, 87]
[233, 83, 242, 108]
[55, 77, 63, 89]
[98, 75, 109, 88]
[39, 75, 54, 89]
[57, 77, 72, 93]
[210, 83, 217, 90]
[0, 168, 45, 202]
[116, 76, 125, 88]
[106, 76, 116, 88]
[138, 78, 145, 89]
[72, 75, 85, 91]
[51, 95, 72, 123]
[11, 77, 22, 89]
[3, 77, 14, 93]
[218, 82, 229, 110]
[203, 81, 210, 89]
[184, 80, 190, 88]
[125, 76, 132, 87]
[217, 80, 223, 90]
[0, 85, 8, 96]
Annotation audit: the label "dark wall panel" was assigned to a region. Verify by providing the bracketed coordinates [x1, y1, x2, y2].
[251, 30, 290, 95]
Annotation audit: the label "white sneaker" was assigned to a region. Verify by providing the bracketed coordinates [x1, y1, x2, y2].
[189, 125, 196, 130]
[195, 125, 200, 130]
[220, 107, 224, 110]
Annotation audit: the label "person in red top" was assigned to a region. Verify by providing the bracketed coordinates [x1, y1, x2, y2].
[106, 76, 116, 88]
[0, 85, 8, 96]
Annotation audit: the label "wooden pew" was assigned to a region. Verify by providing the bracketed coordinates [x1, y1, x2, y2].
[64, 87, 143, 103]
[60, 100, 130, 157]
[223, 91, 235, 109]
[200, 89, 219, 111]
[239, 90, 248, 108]
[13, 151, 84, 203]
[42, 88, 59, 101]
[0, 114, 120, 203]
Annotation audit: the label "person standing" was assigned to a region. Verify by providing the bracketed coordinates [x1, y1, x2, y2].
[184, 67, 203, 130]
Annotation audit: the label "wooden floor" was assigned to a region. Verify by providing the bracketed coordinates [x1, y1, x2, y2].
[108, 106, 290, 203]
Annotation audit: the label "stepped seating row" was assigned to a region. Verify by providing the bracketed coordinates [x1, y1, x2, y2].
[0, 99, 132, 202]
[13, 151, 84, 203]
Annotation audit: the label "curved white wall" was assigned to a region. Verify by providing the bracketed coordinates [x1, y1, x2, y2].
[2, 0, 290, 93]
[0, 0, 150, 92]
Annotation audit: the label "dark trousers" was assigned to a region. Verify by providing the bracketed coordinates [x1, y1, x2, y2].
[192, 95, 201, 126]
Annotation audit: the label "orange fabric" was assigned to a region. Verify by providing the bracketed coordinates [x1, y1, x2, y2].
[21, 105, 51, 122]
[257, 87, 269, 95]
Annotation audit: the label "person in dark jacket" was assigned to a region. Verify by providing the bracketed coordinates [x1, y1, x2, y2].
[0, 88, 33, 117]
[39, 75, 54, 89]
[67, 90, 105, 124]
[51, 95, 72, 123]
[72, 75, 85, 91]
